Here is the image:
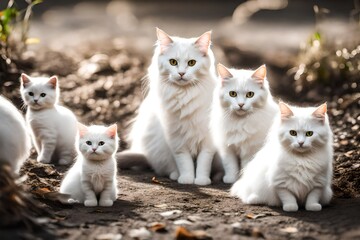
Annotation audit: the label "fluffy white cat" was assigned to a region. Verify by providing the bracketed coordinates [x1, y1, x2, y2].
[125, 28, 217, 185]
[231, 102, 333, 212]
[211, 64, 278, 183]
[0, 96, 31, 173]
[60, 123, 119, 207]
[20, 74, 78, 165]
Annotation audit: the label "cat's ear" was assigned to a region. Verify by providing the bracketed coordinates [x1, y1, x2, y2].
[48, 76, 58, 89]
[156, 27, 173, 54]
[251, 64, 266, 85]
[78, 122, 88, 138]
[312, 103, 327, 122]
[106, 124, 117, 139]
[195, 31, 211, 55]
[217, 63, 233, 84]
[279, 102, 294, 120]
[20, 73, 31, 87]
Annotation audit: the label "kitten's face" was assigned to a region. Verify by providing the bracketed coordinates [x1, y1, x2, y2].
[156, 29, 212, 87]
[218, 65, 268, 117]
[278, 103, 330, 154]
[78, 124, 118, 161]
[20, 74, 58, 110]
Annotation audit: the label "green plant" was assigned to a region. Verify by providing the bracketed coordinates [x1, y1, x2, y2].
[0, 0, 42, 73]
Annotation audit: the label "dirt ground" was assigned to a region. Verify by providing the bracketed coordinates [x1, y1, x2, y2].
[1, 1, 360, 239]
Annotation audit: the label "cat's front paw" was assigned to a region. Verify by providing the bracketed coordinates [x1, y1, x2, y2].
[37, 156, 51, 164]
[194, 176, 211, 186]
[169, 171, 179, 181]
[84, 199, 98, 207]
[223, 174, 237, 184]
[282, 203, 298, 212]
[99, 199, 114, 207]
[177, 175, 194, 184]
[305, 203, 322, 211]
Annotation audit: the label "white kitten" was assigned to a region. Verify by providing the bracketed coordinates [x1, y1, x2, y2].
[125, 28, 217, 185]
[20, 74, 78, 165]
[211, 64, 278, 183]
[60, 123, 119, 207]
[0, 96, 31, 173]
[231, 102, 333, 212]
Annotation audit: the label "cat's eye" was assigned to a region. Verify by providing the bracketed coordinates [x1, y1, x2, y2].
[98, 141, 105, 146]
[305, 131, 313, 137]
[169, 59, 178, 66]
[40, 93, 46, 97]
[28, 92, 34, 96]
[86, 141, 92, 145]
[246, 91, 254, 98]
[188, 59, 196, 67]
[289, 130, 297, 136]
[229, 91, 237, 97]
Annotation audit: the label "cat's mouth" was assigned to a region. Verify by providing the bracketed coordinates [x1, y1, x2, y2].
[173, 78, 190, 86]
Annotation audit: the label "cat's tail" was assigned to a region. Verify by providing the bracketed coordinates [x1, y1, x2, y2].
[116, 150, 151, 170]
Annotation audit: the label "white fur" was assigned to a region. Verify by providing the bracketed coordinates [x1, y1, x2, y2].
[211, 65, 278, 183]
[0, 96, 31, 173]
[128, 29, 217, 185]
[231, 103, 333, 212]
[60, 124, 119, 207]
[20, 75, 78, 165]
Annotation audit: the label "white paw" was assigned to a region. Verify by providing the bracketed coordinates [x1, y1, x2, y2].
[99, 199, 114, 207]
[223, 174, 237, 184]
[37, 156, 51, 164]
[194, 177, 211, 186]
[177, 175, 194, 184]
[58, 158, 72, 165]
[84, 199, 98, 207]
[247, 194, 260, 204]
[68, 199, 79, 204]
[169, 171, 179, 181]
[283, 203, 298, 212]
[306, 203, 322, 211]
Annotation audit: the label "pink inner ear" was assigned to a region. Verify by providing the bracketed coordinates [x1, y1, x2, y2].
[251, 65, 266, 85]
[217, 63, 233, 83]
[21, 73, 31, 86]
[312, 103, 327, 120]
[48, 76, 58, 89]
[78, 123, 88, 138]
[279, 102, 294, 119]
[156, 28, 173, 53]
[195, 31, 211, 55]
[106, 124, 117, 139]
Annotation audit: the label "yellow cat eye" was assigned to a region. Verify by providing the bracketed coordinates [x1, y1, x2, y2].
[188, 59, 196, 66]
[305, 131, 313, 137]
[169, 59, 178, 66]
[229, 91, 237, 97]
[246, 91, 254, 98]
[289, 130, 297, 136]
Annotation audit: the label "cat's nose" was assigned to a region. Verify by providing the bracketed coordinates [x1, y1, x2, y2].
[238, 103, 244, 108]
[298, 142, 304, 147]
[92, 148, 97, 152]
[178, 72, 185, 77]
[34, 99, 38, 103]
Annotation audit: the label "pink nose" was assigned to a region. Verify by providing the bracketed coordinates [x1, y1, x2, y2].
[298, 142, 304, 147]
[92, 148, 97, 152]
[178, 72, 185, 77]
[238, 103, 244, 108]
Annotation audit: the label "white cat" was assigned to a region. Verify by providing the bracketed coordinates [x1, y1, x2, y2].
[125, 28, 217, 185]
[211, 64, 278, 183]
[0, 95, 31, 173]
[60, 123, 119, 207]
[20, 74, 78, 165]
[231, 102, 333, 212]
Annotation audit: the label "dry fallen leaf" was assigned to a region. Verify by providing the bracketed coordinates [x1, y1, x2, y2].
[159, 210, 182, 217]
[175, 227, 212, 240]
[280, 227, 298, 233]
[151, 176, 163, 184]
[147, 222, 167, 232]
[245, 213, 267, 219]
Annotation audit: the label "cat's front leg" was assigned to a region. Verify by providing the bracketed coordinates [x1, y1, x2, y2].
[37, 138, 56, 164]
[194, 149, 214, 186]
[81, 180, 97, 207]
[58, 148, 74, 165]
[220, 150, 239, 184]
[305, 188, 323, 211]
[174, 151, 194, 184]
[99, 180, 117, 207]
[276, 188, 298, 212]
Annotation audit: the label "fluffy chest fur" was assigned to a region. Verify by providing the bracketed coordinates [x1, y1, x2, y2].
[82, 159, 115, 194]
[158, 80, 215, 155]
